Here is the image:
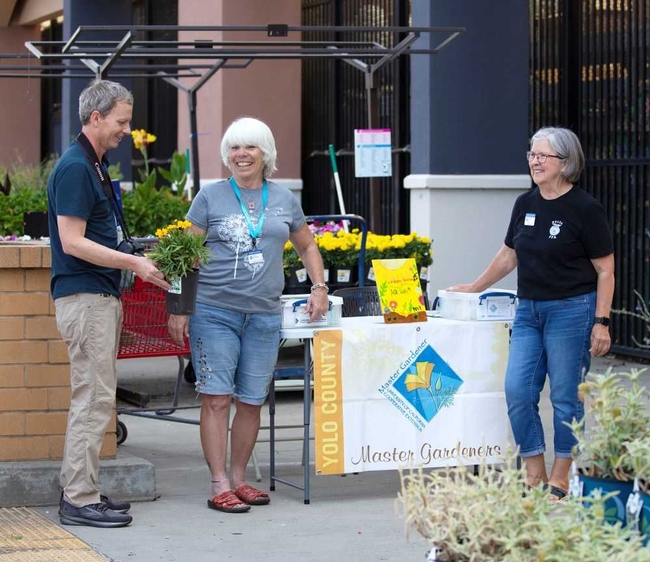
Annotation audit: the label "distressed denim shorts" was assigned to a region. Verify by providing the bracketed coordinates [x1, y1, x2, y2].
[188, 301, 282, 405]
[504, 291, 595, 459]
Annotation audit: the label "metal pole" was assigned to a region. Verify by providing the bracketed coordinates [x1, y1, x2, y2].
[366, 71, 382, 234]
[188, 89, 200, 198]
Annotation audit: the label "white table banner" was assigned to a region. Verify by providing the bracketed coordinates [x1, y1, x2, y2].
[313, 318, 512, 474]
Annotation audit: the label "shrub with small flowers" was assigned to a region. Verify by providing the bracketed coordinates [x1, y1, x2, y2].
[146, 219, 210, 281]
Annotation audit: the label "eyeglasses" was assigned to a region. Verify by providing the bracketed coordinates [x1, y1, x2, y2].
[526, 151, 564, 163]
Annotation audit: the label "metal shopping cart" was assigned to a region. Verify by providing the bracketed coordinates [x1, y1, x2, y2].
[116, 275, 193, 444]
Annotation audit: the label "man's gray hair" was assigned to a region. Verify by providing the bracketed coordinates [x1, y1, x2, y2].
[221, 117, 278, 178]
[530, 127, 585, 184]
[78, 79, 133, 125]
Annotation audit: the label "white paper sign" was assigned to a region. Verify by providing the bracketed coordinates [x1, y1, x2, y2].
[354, 128, 392, 178]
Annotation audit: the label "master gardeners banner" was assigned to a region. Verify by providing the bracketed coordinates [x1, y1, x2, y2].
[313, 319, 511, 475]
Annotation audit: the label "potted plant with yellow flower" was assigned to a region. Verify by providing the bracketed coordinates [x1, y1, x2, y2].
[317, 230, 360, 287]
[283, 240, 311, 294]
[146, 219, 210, 315]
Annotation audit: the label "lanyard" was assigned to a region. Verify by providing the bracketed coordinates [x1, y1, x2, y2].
[229, 177, 267, 242]
[75, 132, 133, 241]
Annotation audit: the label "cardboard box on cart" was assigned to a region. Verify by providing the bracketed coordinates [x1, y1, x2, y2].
[280, 294, 343, 329]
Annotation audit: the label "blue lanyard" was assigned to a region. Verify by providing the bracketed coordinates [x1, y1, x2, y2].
[229, 177, 268, 241]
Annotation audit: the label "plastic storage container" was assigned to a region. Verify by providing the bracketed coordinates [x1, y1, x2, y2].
[435, 289, 517, 321]
[280, 294, 343, 328]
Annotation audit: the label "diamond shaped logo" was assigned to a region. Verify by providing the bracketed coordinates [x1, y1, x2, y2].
[392, 344, 463, 423]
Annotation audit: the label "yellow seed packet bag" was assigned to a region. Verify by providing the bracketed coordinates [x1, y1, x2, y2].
[372, 258, 427, 323]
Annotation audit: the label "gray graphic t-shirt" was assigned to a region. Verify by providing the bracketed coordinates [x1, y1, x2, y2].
[186, 179, 305, 313]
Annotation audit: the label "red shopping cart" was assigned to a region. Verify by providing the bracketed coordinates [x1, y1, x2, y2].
[116, 276, 193, 444]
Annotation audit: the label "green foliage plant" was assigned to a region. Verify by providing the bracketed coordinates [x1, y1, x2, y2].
[0, 154, 57, 192]
[121, 181, 191, 237]
[626, 438, 650, 493]
[0, 155, 57, 236]
[107, 161, 124, 181]
[157, 151, 188, 196]
[145, 219, 210, 281]
[398, 450, 650, 561]
[567, 368, 650, 482]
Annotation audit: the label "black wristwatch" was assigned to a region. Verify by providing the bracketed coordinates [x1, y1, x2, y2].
[594, 316, 610, 327]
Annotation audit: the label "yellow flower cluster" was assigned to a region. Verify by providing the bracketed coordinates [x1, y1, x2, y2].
[148, 219, 209, 280]
[155, 219, 192, 238]
[131, 129, 157, 150]
[283, 230, 433, 270]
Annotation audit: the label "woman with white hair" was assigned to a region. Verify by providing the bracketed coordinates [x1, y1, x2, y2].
[168, 117, 329, 513]
[449, 126, 614, 500]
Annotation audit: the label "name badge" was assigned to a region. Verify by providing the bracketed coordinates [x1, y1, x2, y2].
[245, 249, 264, 266]
[524, 213, 536, 226]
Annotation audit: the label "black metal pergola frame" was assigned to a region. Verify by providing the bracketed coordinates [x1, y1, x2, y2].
[1, 24, 465, 231]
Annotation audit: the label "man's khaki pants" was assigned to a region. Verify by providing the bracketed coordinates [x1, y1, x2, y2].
[55, 293, 122, 507]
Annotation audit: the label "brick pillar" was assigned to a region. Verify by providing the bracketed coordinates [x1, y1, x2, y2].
[0, 244, 116, 462]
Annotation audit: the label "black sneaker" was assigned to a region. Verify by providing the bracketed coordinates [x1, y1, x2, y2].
[59, 498, 132, 528]
[100, 495, 131, 514]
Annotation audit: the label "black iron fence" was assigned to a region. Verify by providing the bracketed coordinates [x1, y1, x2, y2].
[530, 0, 650, 357]
[301, 0, 411, 234]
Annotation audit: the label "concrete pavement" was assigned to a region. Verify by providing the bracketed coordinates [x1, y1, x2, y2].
[26, 352, 649, 562]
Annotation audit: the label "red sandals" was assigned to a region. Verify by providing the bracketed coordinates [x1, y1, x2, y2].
[207, 490, 251, 513]
[233, 484, 271, 506]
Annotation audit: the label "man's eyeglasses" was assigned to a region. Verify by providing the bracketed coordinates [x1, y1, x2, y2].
[526, 151, 564, 163]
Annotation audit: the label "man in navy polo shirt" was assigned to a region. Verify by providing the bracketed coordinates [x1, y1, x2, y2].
[48, 79, 169, 528]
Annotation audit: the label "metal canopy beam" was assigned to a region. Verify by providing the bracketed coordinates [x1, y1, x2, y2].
[0, 24, 465, 226]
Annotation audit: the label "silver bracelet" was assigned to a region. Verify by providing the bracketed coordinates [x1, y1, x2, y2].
[310, 282, 329, 293]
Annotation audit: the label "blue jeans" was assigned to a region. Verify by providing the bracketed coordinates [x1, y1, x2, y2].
[188, 301, 282, 405]
[505, 292, 595, 458]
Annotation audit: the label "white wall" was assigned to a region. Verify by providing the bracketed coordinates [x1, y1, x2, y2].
[405, 174, 531, 298]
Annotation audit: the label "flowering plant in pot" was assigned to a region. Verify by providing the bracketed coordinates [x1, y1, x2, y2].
[316, 230, 359, 285]
[398, 449, 650, 561]
[146, 219, 210, 315]
[567, 368, 650, 526]
[282, 241, 310, 293]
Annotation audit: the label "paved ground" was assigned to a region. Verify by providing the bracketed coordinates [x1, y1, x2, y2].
[25, 352, 649, 562]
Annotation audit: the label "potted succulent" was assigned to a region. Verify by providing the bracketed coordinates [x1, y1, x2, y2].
[568, 368, 650, 526]
[146, 219, 210, 315]
[398, 450, 650, 561]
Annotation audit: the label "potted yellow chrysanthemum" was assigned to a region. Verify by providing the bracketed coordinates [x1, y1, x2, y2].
[146, 219, 210, 315]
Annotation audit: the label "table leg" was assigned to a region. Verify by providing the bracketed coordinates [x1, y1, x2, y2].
[269, 378, 276, 491]
[267, 338, 312, 503]
[302, 338, 311, 504]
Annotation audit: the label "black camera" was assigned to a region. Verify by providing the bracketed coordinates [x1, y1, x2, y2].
[116, 238, 145, 256]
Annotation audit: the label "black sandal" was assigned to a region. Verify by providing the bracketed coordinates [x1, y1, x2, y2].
[548, 485, 568, 500]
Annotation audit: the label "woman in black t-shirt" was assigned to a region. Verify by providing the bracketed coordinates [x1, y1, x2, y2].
[449, 127, 614, 499]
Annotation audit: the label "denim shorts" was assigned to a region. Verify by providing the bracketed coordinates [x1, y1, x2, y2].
[188, 301, 282, 405]
[504, 292, 595, 459]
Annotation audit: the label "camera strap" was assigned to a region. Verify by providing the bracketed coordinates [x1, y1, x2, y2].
[75, 132, 135, 242]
